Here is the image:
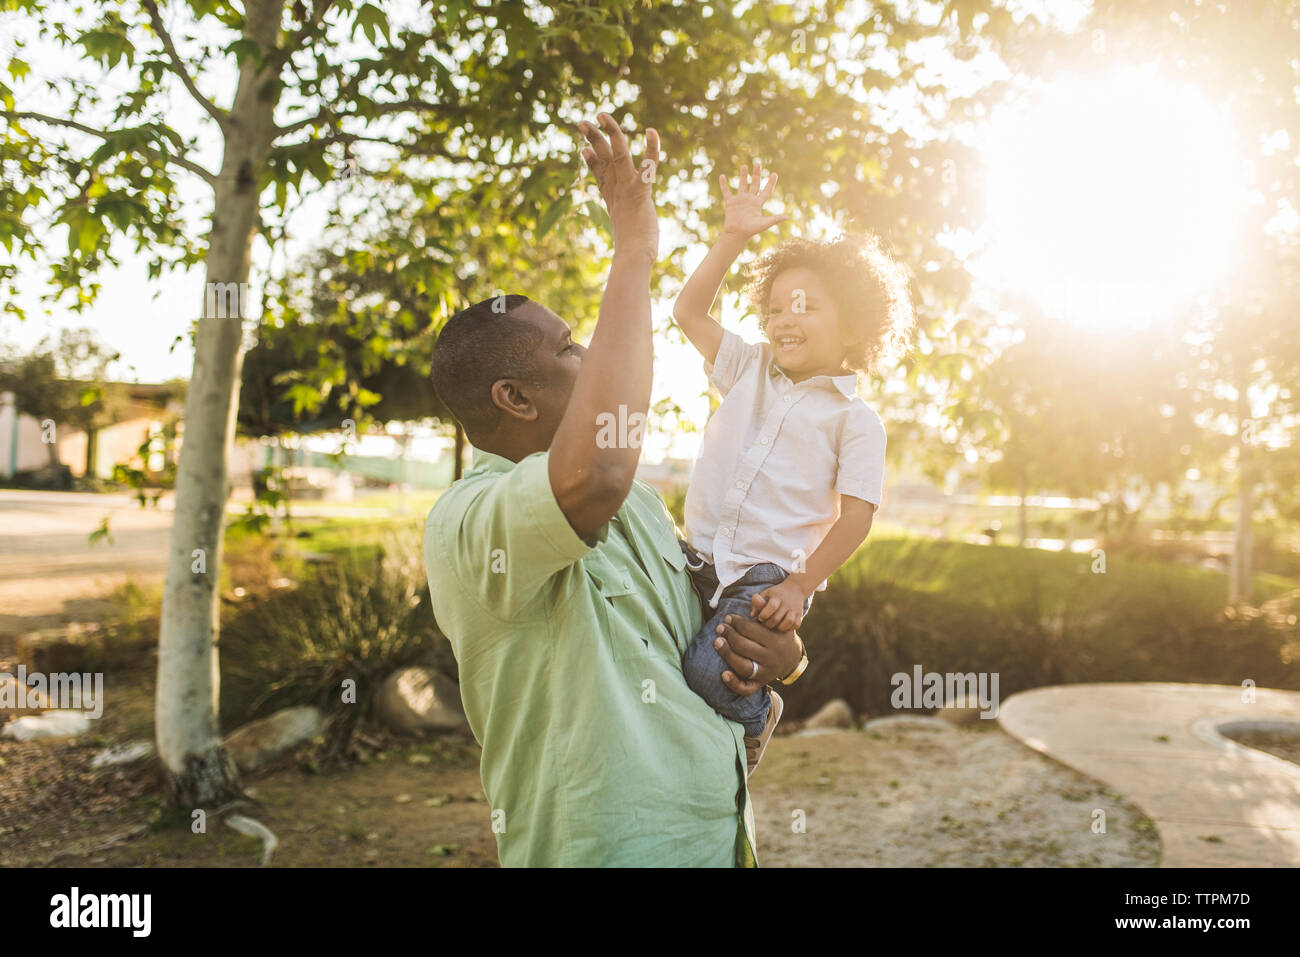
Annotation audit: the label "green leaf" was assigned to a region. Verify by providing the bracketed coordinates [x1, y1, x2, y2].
[536, 194, 572, 239]
[226, 39, 262, 68]
[583, 200, 611, 238]
[77, 214, 104, 255]
[285, 382, 323, 415]
[353, 4, 390, 45]
[88, 516, 113, 547]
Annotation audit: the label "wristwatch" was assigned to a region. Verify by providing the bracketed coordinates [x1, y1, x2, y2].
[779, 636, 809, 685]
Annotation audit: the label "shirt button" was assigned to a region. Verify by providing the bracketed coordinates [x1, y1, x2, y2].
[784, 394, 792, 403]
[760, 437, 770, 445]
[735, 481, 746, 489]
[719, 528, 731, 536]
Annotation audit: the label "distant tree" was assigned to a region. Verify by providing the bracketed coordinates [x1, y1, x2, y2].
[974, 312, 1200, 547]
[1079, 0, 1300, 603]
[0, 328, 126, 473]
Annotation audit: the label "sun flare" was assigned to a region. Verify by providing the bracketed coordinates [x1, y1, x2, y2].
[979, 67, 1250, 332]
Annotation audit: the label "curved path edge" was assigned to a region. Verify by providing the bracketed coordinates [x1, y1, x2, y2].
[997, 683, 1300, 867]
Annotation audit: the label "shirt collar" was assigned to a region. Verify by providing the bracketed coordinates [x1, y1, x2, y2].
[464, 448, 625, 528]
[767, 361, 861, 399]
[466, 447, 532, 475]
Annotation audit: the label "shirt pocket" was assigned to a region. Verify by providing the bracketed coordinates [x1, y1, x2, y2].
[654, 532, 704, 658]
[583, 552, 659, 661]
[658, 533, 687, 573]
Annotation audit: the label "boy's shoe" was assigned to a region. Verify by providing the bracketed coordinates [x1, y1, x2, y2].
[743, 691, 783, 778]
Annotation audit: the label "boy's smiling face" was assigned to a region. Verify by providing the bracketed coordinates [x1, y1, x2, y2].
[765, 266, 849, 381]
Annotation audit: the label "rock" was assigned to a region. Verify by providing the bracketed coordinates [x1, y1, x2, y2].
[937, 691, 994, 725]
[15, 624, 106, 674]
[223, 706, 325, 773]
[373, 667, 468, 736]
[1, 710, 92, 741]
[804, 698, 854, 730]
[90, 740, 155, 768]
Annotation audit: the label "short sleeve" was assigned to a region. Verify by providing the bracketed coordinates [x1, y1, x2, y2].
[426, 451, 607, 619]
[835, 406, 887, 506]
[703, 328, 764, 397]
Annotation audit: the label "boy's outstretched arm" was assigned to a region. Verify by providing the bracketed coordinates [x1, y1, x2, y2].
[752, 494, 877, 630]
[672, 160, 787, 365]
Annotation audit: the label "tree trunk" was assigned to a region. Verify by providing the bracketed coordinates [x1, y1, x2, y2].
[1230, 425, 1254, 606]
[452, 420, 465, 482]
[84, 427, 98, 480]
[282, 436, 293, 534]
[1017, 471, 1028, 547]
[155, 0, 285, 808]
[396, 427, 409, 514]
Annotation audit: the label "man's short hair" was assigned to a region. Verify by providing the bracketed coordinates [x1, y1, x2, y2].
[432, 294, 542, 436]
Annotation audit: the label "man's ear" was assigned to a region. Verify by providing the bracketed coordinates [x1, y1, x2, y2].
[489, 378, 538, 422]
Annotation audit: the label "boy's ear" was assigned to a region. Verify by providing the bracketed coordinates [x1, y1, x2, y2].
[489, 379, 538, 422]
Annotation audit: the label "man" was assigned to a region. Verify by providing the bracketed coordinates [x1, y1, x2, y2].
[424, 115, 806, 866]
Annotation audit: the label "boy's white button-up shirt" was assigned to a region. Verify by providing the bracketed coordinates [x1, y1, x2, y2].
[683, 328, 887, 594]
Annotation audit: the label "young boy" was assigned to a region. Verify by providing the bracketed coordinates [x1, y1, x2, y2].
[672, 160, 913, 774]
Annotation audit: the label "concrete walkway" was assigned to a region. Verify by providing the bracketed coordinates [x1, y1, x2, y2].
[998, 683, 1300, 867]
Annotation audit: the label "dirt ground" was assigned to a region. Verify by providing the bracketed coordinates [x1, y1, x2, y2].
[1, 736, 499, 868]
[749, 721, 1161, 867]
[1220, 727, 1300, 767]
[2, 694, 1163, 867]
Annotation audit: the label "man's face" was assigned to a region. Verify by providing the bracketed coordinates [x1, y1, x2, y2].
[509, 301, 587, 442]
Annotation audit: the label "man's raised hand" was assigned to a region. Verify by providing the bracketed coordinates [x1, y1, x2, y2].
[579, 113, 660, 256]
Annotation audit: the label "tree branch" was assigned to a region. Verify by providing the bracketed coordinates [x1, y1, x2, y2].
[277, 98, 459, 138]
[273, 0, 336, 68]
[282, 130, 530, 169]
[2, 111, 218, 187]
[141, 0, 228, 129]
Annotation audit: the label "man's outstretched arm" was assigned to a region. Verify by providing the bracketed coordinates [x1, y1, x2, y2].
[549, 113, 660, 539]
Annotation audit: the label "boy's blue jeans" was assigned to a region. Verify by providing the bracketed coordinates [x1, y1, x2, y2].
[679, 541, 812, 738]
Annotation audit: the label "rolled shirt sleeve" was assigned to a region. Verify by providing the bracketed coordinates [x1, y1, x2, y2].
[703, 328, 765, 398]
[835, 406, 887, 506]
[429, 451, 607, 619]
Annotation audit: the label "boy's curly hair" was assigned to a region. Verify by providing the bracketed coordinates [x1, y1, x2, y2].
[746, 233, 914, 374]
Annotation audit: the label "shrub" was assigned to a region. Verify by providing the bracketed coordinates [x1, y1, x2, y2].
[218, 534, 453, 756]
[778, 538, 1300, 722]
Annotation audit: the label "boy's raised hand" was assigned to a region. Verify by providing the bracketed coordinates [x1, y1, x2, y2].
[580, 113, 660, 256]
[720, 160, 788, 240]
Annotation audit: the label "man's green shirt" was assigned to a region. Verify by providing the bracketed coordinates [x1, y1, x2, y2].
[424, 449, 757, 867]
